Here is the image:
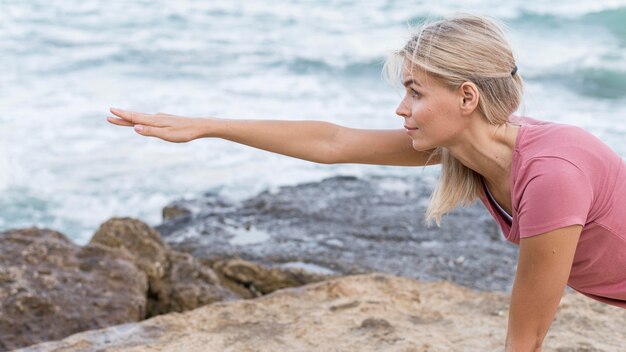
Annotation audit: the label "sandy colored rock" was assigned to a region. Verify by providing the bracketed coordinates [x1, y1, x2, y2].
[18, 273, 626, 352]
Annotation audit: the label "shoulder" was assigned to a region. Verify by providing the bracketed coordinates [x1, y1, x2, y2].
[515, 119, 609, 168]
[516, 156, 586, 184]
[520, 120, 590, 144]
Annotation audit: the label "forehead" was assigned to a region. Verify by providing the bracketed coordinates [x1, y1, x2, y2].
[401, 64, 432, 87]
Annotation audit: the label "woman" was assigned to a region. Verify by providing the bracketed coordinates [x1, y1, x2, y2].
[107, 14, 626, 351]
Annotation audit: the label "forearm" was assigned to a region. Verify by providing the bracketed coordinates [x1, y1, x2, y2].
[200, 118, 340, 164]
[505, 226, 581, 352]
[199, 118, 437, 166]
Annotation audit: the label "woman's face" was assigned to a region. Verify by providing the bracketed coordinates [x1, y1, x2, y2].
[395, 66, 467, 151]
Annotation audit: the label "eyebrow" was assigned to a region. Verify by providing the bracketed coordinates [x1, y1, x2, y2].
[403, 79, 421, 87]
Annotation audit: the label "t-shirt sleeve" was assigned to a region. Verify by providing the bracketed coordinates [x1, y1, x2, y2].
[516, 157, 593, 238]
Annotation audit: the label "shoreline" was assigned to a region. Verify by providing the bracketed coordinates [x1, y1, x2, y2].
[2, 175, 625, 351]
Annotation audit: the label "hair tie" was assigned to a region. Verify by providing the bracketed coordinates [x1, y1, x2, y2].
[511, 65, 518, 76]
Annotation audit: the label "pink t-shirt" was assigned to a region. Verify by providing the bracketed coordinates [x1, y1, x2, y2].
[479, 117, 626, 309]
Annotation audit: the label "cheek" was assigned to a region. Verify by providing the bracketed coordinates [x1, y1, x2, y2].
[409, 103, 434, 122]
[407, 101, 422, 115]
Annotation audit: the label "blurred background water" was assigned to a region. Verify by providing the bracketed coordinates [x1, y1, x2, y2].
[1, 0, 625, 244]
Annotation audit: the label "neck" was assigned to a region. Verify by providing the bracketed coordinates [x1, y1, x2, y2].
[446, 117, 519, 189]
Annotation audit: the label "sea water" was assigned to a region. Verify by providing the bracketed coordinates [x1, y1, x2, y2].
[1, 0, 625, 244]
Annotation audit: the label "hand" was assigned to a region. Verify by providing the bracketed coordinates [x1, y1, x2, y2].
[106, 108, 206, 143]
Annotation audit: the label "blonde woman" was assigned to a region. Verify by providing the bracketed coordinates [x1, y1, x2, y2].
[107, 15, 626, 351]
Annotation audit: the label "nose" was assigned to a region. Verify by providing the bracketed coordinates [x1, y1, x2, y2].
[395, 97, 410, 118]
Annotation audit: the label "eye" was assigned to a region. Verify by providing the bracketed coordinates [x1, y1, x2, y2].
[410, 89, 421, 98]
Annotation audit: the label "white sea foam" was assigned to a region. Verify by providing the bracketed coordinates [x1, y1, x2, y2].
[1, 0, 624, 242]
[228, 225, 272, 246]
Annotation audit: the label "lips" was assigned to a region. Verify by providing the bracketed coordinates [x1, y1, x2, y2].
[404, 125, 418, 130]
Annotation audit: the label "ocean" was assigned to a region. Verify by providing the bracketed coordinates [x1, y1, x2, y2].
[1, 0, 625, 244]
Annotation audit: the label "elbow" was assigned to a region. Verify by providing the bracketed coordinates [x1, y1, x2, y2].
[319, 144, 342, 164]
[306, 154, 337, 165]
[320, 158, 338, 165]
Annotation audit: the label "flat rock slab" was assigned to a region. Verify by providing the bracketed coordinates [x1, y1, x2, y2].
[157, 175, 517, 292]
[19, 273, 626, 352]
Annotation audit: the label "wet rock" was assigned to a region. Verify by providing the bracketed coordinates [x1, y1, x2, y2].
[0, 228, 148, 351]
[157, 175, 518, 292]
[17, 273, 626, 352]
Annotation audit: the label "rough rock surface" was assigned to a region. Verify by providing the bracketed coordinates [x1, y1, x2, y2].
[210, 258, 331, 297]
[18, 273, 626, 352]
[0, 228, 148, 351]
[157, 175, 517, 292]
[90, 218, 238, 316]
[1, 220, 330, 351]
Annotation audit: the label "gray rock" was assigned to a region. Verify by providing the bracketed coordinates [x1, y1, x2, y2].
[157, 175, 518, 292]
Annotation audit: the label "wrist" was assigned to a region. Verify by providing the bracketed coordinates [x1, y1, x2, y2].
[505, 335, 542, 352]
[193, 116, 223, 139]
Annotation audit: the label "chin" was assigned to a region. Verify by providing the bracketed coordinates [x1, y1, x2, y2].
[411, 140, 435, 152]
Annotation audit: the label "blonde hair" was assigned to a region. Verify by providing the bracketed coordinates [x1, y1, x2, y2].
[383, 14, 524, 226]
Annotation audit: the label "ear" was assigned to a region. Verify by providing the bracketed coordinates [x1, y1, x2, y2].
[458, 81, 480, 115]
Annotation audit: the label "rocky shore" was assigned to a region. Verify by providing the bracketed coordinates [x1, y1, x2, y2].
[14, 273, 626, 352]
[2, 175, 625, 351]
[157, 175, 516, 292]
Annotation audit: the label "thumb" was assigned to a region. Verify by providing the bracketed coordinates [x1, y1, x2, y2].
[135, 124, 159, 137]
[134, 124, 146, 134]
[134, 124, 169, 141]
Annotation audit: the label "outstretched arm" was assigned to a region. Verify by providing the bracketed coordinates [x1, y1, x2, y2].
[106, 108, 439, 166]
[505, 225, 582, 351]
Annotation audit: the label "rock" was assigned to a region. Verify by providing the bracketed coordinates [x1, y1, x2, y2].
[91, 218, 169, 283]
[90, 218, 238, 317]
[147, 250, 237, 316]
[157, 175, 516, 292]
[0, 219, 269, 351]
[0, 228, 148, 351]
[211, 258, 331, 296]
[162, 204, 192, 221]
[16, 273, 626, 352]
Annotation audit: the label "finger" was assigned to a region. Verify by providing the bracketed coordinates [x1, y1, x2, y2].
[110, 107, 153, 125]
[106, 116, 134, 127]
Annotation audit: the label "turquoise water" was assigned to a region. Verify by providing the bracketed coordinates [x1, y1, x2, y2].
[1, 1, 625, 244]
